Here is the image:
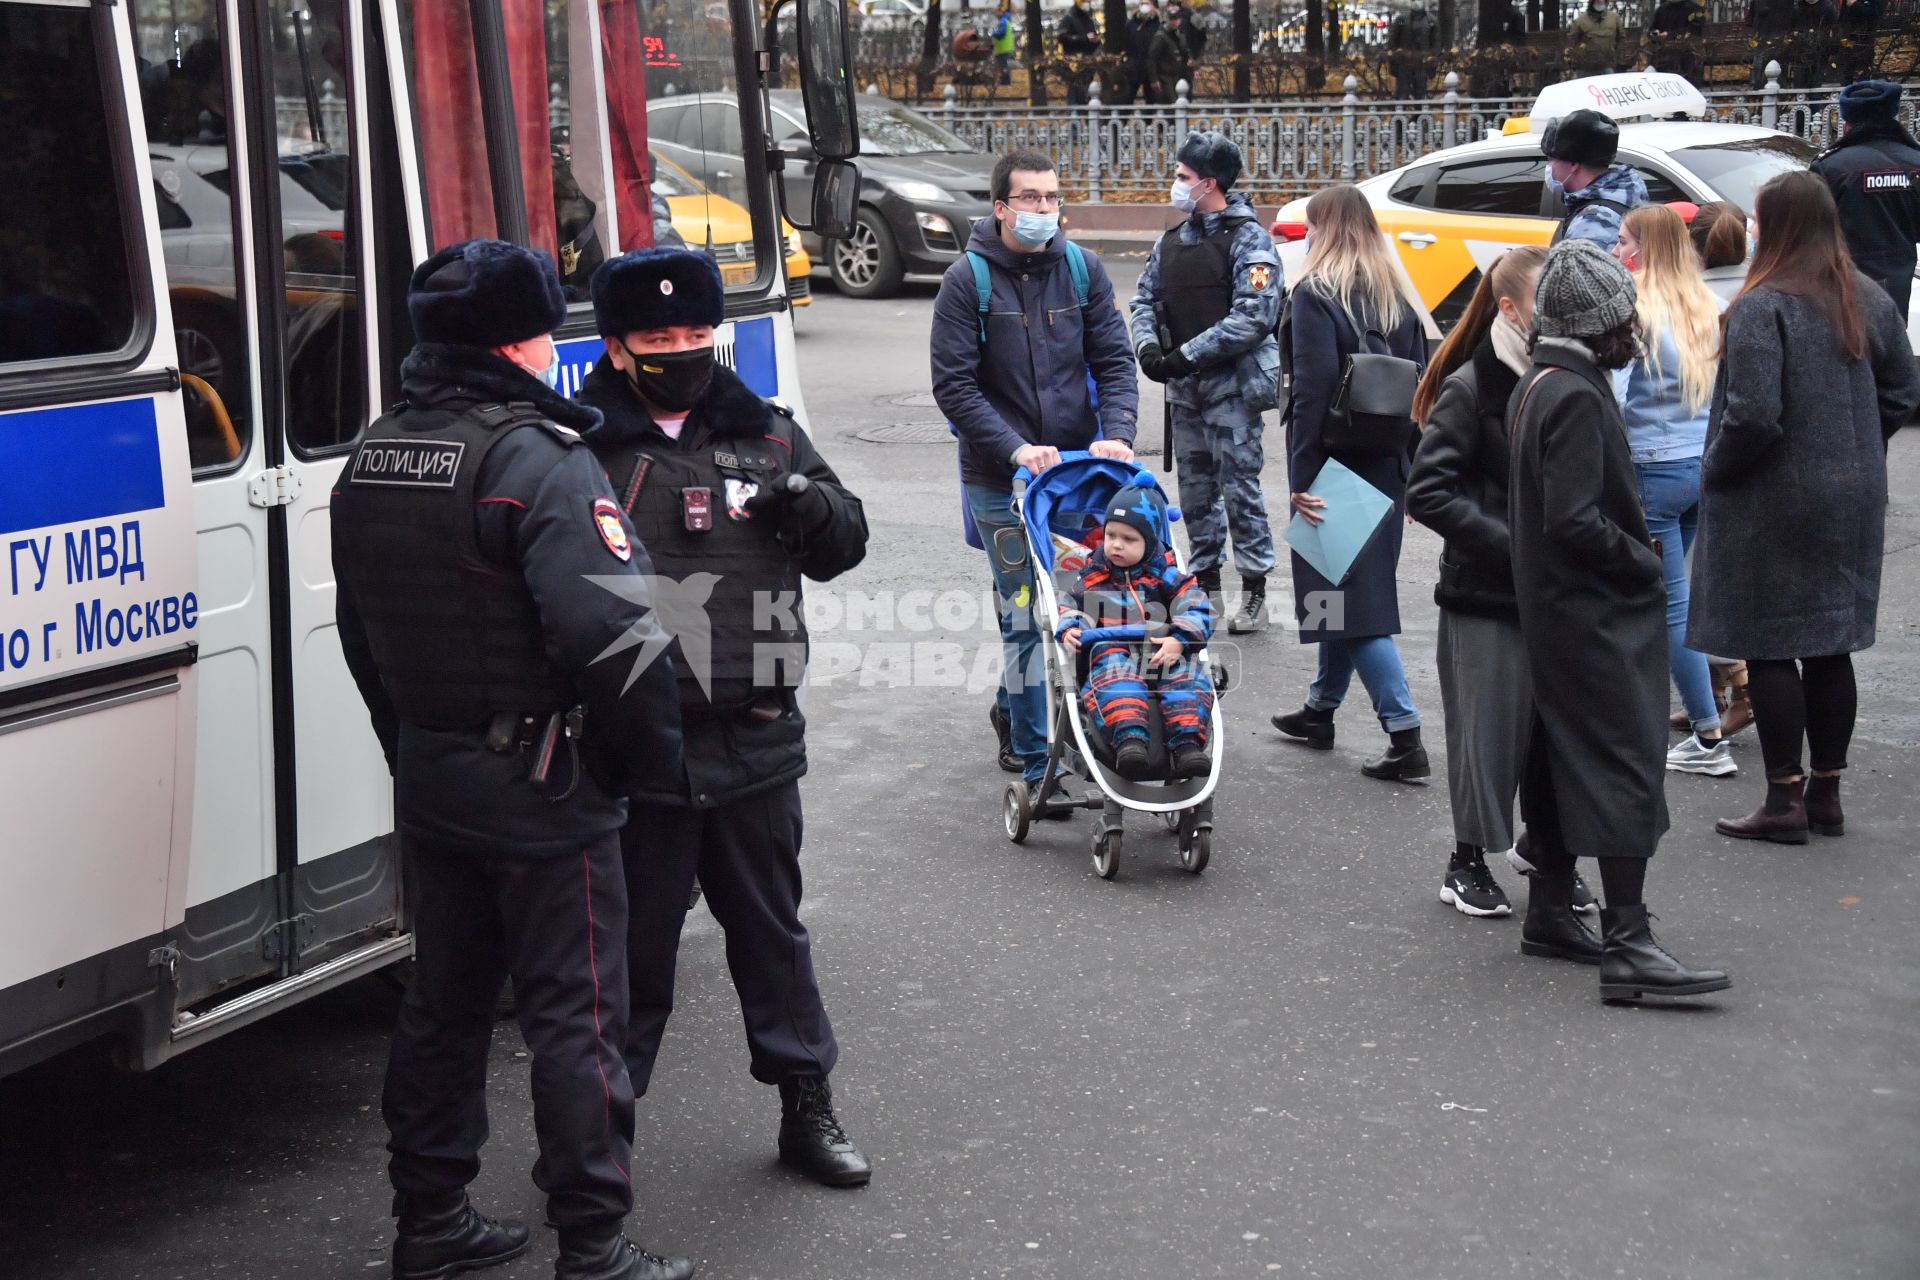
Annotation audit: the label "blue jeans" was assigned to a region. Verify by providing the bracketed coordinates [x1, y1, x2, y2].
[1307, 636, 1420, 732]
[967, 484, 1057, 783]
[1635, 458, 1719, 735]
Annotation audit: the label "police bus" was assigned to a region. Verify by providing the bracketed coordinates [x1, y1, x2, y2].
[0, 0, 860, 1077]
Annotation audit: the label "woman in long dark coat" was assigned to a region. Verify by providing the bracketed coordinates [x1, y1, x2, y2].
[1692, 171, 1920, 843]
[1508, 240, 1730, 1003]
[1273, 184, 1430, 781]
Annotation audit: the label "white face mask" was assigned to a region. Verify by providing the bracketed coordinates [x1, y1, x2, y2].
[1171, 177, 1199, 213]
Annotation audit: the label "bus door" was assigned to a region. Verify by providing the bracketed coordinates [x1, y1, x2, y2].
[127, 0, 397, 1020]
[0, 0, 200, 1066]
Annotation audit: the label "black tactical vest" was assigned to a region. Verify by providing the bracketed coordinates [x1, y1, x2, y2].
[1157, 217, 1248, 348]
[332, 402, 573, 730]
[603, 419, 807, 711]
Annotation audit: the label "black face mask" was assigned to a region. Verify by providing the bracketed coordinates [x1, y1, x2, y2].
[624, 345, 715, 414]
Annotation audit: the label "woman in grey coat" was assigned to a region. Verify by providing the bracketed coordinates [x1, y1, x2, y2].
[1509, 240, 1730, 1003]
[1691, 172, 1920, 844]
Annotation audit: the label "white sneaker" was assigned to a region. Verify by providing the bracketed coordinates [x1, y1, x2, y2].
[1667, 734, 1738, 777]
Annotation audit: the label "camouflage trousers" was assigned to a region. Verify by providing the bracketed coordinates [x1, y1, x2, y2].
[1170, 396, 1275, 579]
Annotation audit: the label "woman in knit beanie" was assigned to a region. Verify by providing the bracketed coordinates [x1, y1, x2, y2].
[1505, 239, 1732, 1004]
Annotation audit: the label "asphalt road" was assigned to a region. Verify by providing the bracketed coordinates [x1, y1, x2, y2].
[3, 263, 1918, 1280]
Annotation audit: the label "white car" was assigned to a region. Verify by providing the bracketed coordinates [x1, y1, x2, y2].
[1270, 72, 1920, 351]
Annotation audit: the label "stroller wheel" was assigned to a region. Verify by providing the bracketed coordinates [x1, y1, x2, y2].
[1091, 829, 1121, 880]
[1159, 809, 1182, 834]
[1179, 829, 1212, 874]
[1004, 782, 1032, 845]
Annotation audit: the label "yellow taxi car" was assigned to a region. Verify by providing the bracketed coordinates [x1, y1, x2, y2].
[1270, 73, 1815, 328]
[653, 151, 812, 305]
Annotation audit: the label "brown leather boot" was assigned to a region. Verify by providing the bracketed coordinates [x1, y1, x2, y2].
[1805, 774, 1844, 837]
[1716, 779, 1809, 845]
[1719, 685, 1754, 738]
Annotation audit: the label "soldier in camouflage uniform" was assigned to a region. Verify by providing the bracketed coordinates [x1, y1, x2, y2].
[1542, 109, 1648, 252]
[1130, 131, 1284, 634]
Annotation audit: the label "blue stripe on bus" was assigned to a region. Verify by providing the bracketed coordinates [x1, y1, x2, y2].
[0, 397, 166, 536]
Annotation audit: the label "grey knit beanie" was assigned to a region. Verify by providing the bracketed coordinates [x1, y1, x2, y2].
[1534, 239, 1636, 339]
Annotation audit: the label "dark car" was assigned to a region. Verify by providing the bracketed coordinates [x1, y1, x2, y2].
[646, 90, 994, 298]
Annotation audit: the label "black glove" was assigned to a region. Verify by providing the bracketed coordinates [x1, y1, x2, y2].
[745, 470, 831, 534]
[1137, 342, 1167, 383]
[1162, 346, 1196, 379]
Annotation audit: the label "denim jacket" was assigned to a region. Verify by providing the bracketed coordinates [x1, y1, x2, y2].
[1614, 311, 1721, 464]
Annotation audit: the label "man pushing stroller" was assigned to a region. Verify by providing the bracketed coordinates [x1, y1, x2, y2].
[1057, 484, 1217, 782]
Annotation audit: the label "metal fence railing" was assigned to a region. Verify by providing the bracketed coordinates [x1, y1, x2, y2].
[924, 66, 1916, 202]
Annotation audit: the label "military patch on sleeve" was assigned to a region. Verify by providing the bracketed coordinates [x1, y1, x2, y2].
[592, 497, 633, 562]
[1248, 263, 1274, 291]
[349, 438, 464, 488]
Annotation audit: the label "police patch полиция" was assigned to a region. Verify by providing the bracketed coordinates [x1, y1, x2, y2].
[593, 497, 633, 562]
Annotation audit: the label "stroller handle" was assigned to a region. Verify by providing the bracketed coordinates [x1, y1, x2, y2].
[1076, 624, 1152, 645]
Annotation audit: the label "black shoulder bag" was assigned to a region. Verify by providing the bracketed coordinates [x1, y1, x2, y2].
[1322, 304, 1420, 458]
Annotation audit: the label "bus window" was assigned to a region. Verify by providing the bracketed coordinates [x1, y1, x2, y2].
[130, 5, 255, 471]
[0, 4, 141, 367]
[397, 0, 616, 300]
[271, 0, 368, 456]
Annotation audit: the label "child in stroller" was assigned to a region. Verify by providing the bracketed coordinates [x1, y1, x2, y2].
[1057, 483, 1216, 782]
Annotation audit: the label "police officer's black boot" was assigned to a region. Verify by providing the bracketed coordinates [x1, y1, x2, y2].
[391, 1191, 530, 1279]
[555, 1225, 695, 1280]
[778, 1074, 872, 1187]
[1194, 567, 1224, 618]
[1227, 575, 1268, 634]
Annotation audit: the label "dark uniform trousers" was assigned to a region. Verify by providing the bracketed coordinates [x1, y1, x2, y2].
[383, 834, 636, 1229]
[620, 779, 838, 1094]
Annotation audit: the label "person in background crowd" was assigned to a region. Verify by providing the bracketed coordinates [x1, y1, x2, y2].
[1508, 239, 1731, 1003]
[1649, 0, 1707, 81]
[1570, 0, 1628, 73]
[1812, 81, 1920, 324]
[1272, 184, 1430, 783]
[1057, 0, 1101, 104]
[332, 239, 691, 1280]
[1542, 109, 1647, 252]
[1408, 245, 1554, 920]
[1130, 130, 1282, 636]
[1149, 5, 1193, 104]
[1690, 172, 1920, 844]
[576, 249, 873, 1191]
[1677, 200, 1758, 738]
[991, 0, 1017, 86]
[931, 150, 1140, 809]
[1387, 0, 1438, 98]
[1747, 0, 1794, 86]
[1124, 1, 1161, 103]
[1836, 0, 1881, 83]
[1688, 200, 1751, 303]
[1610, 204, 1734, 778]
[1786, 0, 1838, 87]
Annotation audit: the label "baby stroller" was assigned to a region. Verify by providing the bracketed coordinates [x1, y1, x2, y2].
[997, 453, 1226, 879]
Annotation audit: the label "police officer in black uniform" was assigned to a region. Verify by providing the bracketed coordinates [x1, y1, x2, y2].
[1813, 80, 1920, 322]
[332, 238, 695, 1280]
[573, 248, 873, 1188]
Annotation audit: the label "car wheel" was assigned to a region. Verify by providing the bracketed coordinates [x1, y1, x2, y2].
[829, 208, 905, 299]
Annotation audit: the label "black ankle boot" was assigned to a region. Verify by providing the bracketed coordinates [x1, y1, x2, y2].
[1361, 726, 1430, 781]
[1519, 863, 1603, 965]
[1114, 738, 1153, 781]
[392, 1192, 530, 1279]
[556, 1226, 695, 1280]
[1271, 704, 1335, 749]
[1194, 567, 1224, 614]
[1804, 775, 1844, 836]
[1228, 576, 1268, 634]
[778, 1075, 872, 1187]
[1599, 905, 1732, 1001]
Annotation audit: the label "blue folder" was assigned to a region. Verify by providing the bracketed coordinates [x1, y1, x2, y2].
[1284, 458, 1393, 586]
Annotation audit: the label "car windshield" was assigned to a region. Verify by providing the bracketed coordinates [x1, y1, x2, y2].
[1673, 137, 1815, 214]
[856, 104, 971, 156]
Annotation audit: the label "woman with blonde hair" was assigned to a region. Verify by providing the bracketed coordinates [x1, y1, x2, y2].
[1407, 245, 1602, 921]
[1272, 183, 1429, 781]
[1612, 202, 1732, 778]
